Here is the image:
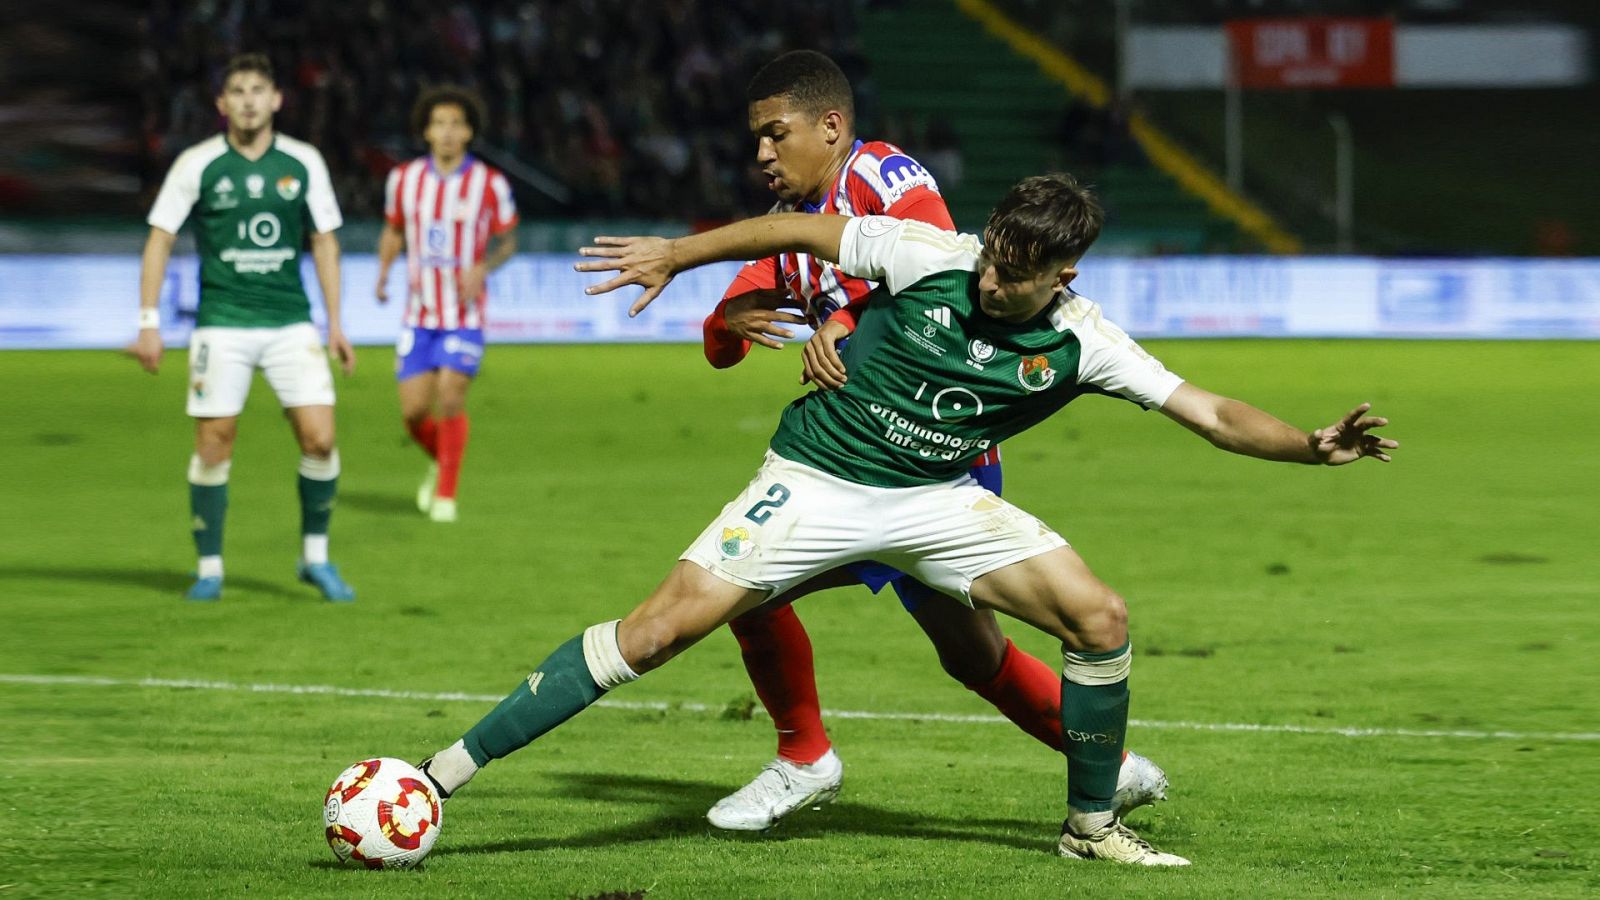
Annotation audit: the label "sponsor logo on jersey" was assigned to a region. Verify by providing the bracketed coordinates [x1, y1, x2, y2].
[214, 176, 235, 195]
[1017, 355, 1056, 391]
[276, 175, 302, 200]
[719, 526, 754, 561]
[211, 177, 238, 209]
[876, 154, 938, 204]
[923, 306, 952, 328]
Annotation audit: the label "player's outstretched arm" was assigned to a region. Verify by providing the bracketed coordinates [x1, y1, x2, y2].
[577, 214, 849, 317]
[1159, 383, 1397, 465]
[133, 227, 178, 374]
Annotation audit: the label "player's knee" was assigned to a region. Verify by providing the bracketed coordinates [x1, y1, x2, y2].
[298, 433, 336, 459]
[937, 645, 1005, 685]
[1063, 588, 1128, 653]
[436, 396, 466, 419]
[617, 615, 693, 675]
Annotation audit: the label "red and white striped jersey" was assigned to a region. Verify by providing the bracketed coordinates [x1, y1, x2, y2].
[706, 140, 953, 367]
[385, 155, 518, 330]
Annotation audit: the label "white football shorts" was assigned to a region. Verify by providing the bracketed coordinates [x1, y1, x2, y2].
[186, 323, 335, 418]
[681, 450, 1067, 604]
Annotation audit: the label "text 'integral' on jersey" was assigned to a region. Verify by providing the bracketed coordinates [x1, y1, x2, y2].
[385, 156, 519, 331]
[147, 134, 342, 328]
[770, 217, 1186, 487]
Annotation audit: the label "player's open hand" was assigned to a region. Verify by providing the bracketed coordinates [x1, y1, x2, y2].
[576, 236, 677, 317]
[329, 328, 357, 376]
[133, 328, 163, 374]
[801, 318, 851, 389]
[375, 279, 389, 304]
[1311, 403, 1397, 465]
[725, 288, 806, 350]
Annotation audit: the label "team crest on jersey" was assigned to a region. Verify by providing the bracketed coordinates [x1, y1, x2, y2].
[1017, 355, 1056, 392]
[719, 527, 755, 561]
[876, 154, 938, 204]
[966, 338, 995, 371]
[245, 174, 265, 198]
[276, 175, 302, 200]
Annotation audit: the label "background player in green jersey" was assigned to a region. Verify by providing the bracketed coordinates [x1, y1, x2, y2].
[134, 53, 356, 603]
[411, 175, 1395, 867]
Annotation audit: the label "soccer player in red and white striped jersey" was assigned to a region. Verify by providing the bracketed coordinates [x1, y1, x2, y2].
[376, 86, 518, 523]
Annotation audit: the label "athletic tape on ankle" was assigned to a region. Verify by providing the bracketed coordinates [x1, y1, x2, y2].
[1062, 643, 1132, 686]
[187, 455, 231, 486]
[582, 620, 639, 691]
[298, 450, 340, 481]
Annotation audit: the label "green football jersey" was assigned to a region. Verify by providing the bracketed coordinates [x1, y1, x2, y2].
[148, 133, 343, 328]
[770, 218, 1184, 487]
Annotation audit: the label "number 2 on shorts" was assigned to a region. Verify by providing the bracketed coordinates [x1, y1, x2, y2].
[744, 483, 791, 525]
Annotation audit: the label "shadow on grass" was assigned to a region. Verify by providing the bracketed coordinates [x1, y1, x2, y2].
[338, 490, 420, 515]
[433, 771, 1047, 858]
[0, 566, 303, 600]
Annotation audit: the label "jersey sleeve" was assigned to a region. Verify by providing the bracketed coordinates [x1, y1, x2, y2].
[146, 147, 207, 234]
[383, 167, 404, 228]
[301, 147, 343, 233]
[1066, 297, 1184, 409]
[702, 257, 780, 368]
[487, 170, 519, 235]
[835, 216, 982, 295]
[847, 144, 947, 222]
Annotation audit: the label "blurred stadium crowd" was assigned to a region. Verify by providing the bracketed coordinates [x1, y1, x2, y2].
[138, 0, 877, 221]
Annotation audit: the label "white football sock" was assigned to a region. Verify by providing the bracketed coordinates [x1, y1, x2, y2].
[427, 739, 479, 795]
[302, 534, 329, 565]
[197, 555, 223, 579]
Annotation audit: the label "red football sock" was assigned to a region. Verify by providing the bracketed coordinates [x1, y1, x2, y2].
[967, 639, 1065, 752]
[435, 413, 469, 499]
[729, 604, 831, 765]
[406, 415, 439, 458]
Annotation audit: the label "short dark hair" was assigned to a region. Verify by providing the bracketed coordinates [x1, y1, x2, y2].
[220, 53, 274, 91]
[411, 85, 486, 141]
[983, 174, 1105, 273]
[746, 50, 854, 122]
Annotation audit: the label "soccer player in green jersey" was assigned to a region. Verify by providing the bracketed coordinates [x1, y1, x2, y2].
[414, 174, 1397, 866]
[134, 53, 356, 603]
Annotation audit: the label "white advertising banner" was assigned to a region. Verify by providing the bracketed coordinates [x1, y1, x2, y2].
[1, 254, 1597, 350]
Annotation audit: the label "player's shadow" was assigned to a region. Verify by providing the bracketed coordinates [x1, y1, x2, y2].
[336, 490, 418, 515]
[0, 566, 301, 600]
[433, 771, 1050, 858]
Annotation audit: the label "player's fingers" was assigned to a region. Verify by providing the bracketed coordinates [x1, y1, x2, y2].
[574, 256, 627, 272]
[1341, 402, 1372, 426]
[768, 312, 808, 325]
[589, 236, 634, 247]
[761, 325, 796, 340]
[586, 272, 640, 295]
[628, 284, 665, 317]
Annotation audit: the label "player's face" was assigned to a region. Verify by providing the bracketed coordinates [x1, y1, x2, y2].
[216, 72, 281, 133]
[424, 104, 474, 161]
[976, 251, 1076, 322]
[749, 96, 844, 205]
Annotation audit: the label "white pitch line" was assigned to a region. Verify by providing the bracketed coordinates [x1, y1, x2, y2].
[4, 673, 1597, 743]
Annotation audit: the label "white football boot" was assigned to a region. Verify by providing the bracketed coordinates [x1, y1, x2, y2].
[1058, 820, 1191, 866]
[707, 749, 843, 831]
[1113, 750, 1170, 818]
[416, 462, 438, 513]
[429, 497, 458, 523]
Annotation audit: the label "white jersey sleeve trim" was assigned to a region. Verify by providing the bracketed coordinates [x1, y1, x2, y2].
[146, 135, 228, 234]
[275, 134, 343, 233]
[1058, 292, 1184, 409]
[836, 216, 981, 295]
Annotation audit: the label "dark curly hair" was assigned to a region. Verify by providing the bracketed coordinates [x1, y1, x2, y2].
[410, 85, 486, 142]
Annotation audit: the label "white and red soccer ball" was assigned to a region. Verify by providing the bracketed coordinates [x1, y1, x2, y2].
[323, 758, 443, 869]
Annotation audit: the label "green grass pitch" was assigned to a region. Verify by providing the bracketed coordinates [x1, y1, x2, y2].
[2, 339, 1596, 898]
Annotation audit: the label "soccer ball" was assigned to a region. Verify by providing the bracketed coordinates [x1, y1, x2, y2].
[323, 758, 443, 869]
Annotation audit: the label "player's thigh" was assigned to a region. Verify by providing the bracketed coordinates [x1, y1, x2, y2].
[434, 368, 473, 418]
[261, 323, 335, 411]
[186, 327, 263, 418]
[397, 370, 438, 421]
[888, 480, 1066, 607]
[680, 452, 878, 600]
[907, 594, 1009, 681]
[285, 404, 336, 456]
[969, 546, 1127, 653]
[619, 559, 770, 673]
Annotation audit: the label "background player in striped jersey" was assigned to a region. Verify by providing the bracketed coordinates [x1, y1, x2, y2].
[134, 53, 355, 603]
[376, 86, 519, 523]
[698, 51, 1165, 832]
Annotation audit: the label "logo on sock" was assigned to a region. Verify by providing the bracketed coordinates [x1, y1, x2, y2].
[526, 671, 544, 695]
[1064, 729, 1122, 745]
[719, 526, 755, 561]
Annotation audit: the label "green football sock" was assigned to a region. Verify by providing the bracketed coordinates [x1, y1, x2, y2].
[463, 635, 602, 766]
[190, 482, 228, 558]
[297, 452, 339, 537]
[1061, 642, 1131, 813]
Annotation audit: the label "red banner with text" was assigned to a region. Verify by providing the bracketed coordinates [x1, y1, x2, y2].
[1226, 18, 1395, 89]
